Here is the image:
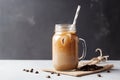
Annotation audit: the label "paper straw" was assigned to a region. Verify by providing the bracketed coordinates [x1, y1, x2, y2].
[72, 5, 81, 25]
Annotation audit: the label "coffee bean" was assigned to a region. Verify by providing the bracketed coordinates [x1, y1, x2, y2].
[46, 75, 51, 78]
[97, 74, 102, 77]
[107, 70, 110, 73]
[30, 68, 34, 73]
[51, 72, 54, 74]
[23, 69, 26, 71]
[77, 65, 103, 71]
[57, 73, 60, 76]
[35, 71, 39, 74]
[26, 70, 29, 72]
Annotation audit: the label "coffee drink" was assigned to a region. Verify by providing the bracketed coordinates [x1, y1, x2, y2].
[52, 24, 86, 71]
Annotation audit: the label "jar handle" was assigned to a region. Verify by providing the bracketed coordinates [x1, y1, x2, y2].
[78, 38, 87, 60]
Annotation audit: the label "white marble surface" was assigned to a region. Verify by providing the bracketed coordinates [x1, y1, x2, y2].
[0, 60, 119, 80]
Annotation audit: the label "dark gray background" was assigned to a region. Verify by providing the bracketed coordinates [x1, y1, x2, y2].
[0, 0, 119, 60]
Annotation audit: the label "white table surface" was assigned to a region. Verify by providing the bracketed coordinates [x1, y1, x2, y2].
[0, 60, 119, 80]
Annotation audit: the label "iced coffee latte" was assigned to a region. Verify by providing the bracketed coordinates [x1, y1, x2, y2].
[52, 5, 87, 71]
[52, 24, 86, 71]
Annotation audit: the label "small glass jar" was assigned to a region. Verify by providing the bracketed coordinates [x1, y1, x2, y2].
[52, 24, 86, 71]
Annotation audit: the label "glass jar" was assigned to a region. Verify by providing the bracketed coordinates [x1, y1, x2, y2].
[52, 24, 87, 71]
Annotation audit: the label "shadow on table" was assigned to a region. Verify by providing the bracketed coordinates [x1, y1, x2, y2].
[110, 69, 120, 73]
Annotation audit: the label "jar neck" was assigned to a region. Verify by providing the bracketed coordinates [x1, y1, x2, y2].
[55, 24, 76, 33]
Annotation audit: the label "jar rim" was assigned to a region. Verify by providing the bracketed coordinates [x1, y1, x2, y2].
[55, 24, 76, 32]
